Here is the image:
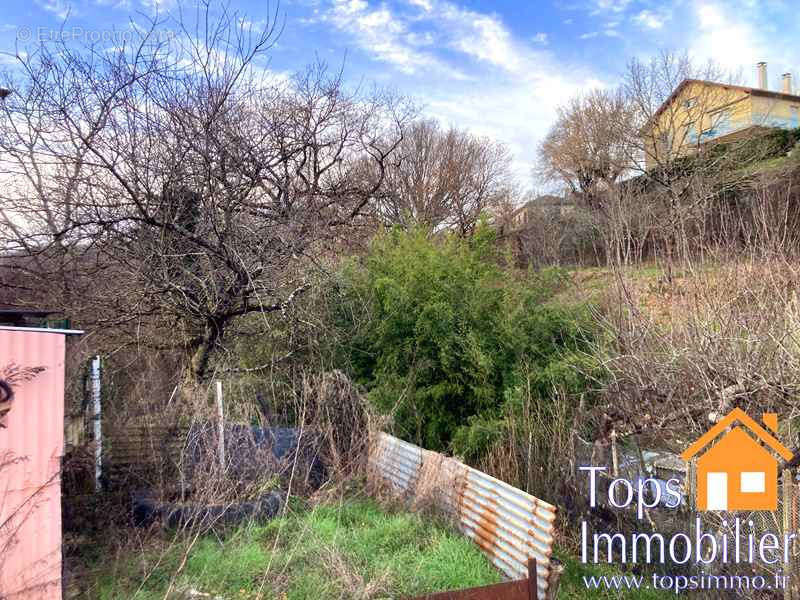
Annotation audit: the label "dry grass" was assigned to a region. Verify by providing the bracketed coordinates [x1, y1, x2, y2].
[592, 254, 800, 451]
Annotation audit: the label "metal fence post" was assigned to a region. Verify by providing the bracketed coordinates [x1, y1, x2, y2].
[527, 558, 538, 600]
[215, 380, 225, 470]
[91, 355, 102, 492]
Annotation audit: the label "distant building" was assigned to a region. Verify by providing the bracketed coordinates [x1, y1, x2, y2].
[509, 195, 574, 230]
[641, 62, 800, 169]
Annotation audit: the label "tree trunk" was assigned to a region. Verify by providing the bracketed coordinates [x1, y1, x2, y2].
[186, 321, 223, 385]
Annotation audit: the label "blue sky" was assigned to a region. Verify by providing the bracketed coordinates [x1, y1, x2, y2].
[2, 0, 799, 185]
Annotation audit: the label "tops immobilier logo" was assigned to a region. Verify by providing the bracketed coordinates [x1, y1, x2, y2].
[680, 408, 793, 511]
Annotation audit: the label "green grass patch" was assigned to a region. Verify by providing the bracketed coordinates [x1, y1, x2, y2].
[82, 497, 677, 599]
[85, 498, 501, 599]
[555, 550, 671, 599]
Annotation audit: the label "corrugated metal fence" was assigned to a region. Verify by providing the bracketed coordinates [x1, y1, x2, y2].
[369, 433, 559, 599]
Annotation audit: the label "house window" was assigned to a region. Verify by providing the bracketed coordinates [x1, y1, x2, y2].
[657, 131, 670, 154]
[687, 122, 698, 144]
[706, 110, 732, 138]
[685, 97, 698, 109]
[741, 472, 765, 493]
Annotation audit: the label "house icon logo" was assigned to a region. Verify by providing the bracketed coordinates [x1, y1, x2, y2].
[680, 409, 793, 511]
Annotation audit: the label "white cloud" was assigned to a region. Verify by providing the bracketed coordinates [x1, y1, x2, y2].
[684, 0, 800, 92]
[633, 9, 667, 29]
[139, 0, 176, 11]
[444, 7, 522, 73]
[580, 31, 599, 39]
[321, 0, 531, 76]
[690, 2, 763, 74]
[324, 0, 445, 74]
[35, 0, 73, 19]
[94, 0, 132, 8]
[603, 20, 621, 37]
[407, 0, 433, 11]
[532, 32, 549, 45]
[239, 18, 268, 32]
[590, 0, 633, 15]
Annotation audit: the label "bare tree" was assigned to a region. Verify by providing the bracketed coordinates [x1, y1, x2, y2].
[536, 88, 633, 212]
[375, 119, 511, 236]
[0, 5, 411, 386]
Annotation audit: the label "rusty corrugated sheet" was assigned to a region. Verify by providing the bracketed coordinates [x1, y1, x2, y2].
[0, 328, 71, 600]
[370, 433, 557, 598]
[411, 577, 531, 600]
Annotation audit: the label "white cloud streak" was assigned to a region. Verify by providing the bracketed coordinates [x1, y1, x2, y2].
[314, 0, 607, 183]
[35, 0, 74, 19]
[633, 9, 667, 29]
[323, 0, 450, 74]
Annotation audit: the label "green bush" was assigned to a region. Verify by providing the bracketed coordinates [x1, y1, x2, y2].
[334, 225, 594, 453]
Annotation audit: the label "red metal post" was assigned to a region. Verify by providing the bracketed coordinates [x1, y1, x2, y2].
[528, 558, 538, 600]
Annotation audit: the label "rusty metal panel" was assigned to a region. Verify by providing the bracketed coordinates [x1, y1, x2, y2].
[410, 578, 531, 600]
[410, 556, 541, 600]
[0, 328, 69, 600]
[370, 433, 557, 598]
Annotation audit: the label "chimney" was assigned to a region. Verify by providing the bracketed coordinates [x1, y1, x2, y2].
[757, 61, 768, 89]
[763, 413, 778, 433]
[783, 73, 793, 94]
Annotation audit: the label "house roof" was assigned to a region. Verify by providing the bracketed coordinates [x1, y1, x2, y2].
[0, 307, 57, 318]
[0, 325, 83, 335]
[680, 407, 792, 461]
[511, 195, 570, 216]
[642, 78, 800, 134]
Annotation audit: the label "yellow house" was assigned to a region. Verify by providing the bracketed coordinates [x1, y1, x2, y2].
[642, 63, 800, 169]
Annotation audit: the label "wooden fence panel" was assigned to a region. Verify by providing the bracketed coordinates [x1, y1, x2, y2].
[104, 424, 190, 486]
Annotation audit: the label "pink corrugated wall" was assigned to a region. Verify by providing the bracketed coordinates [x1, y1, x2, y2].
[0, 329, 66, 600]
